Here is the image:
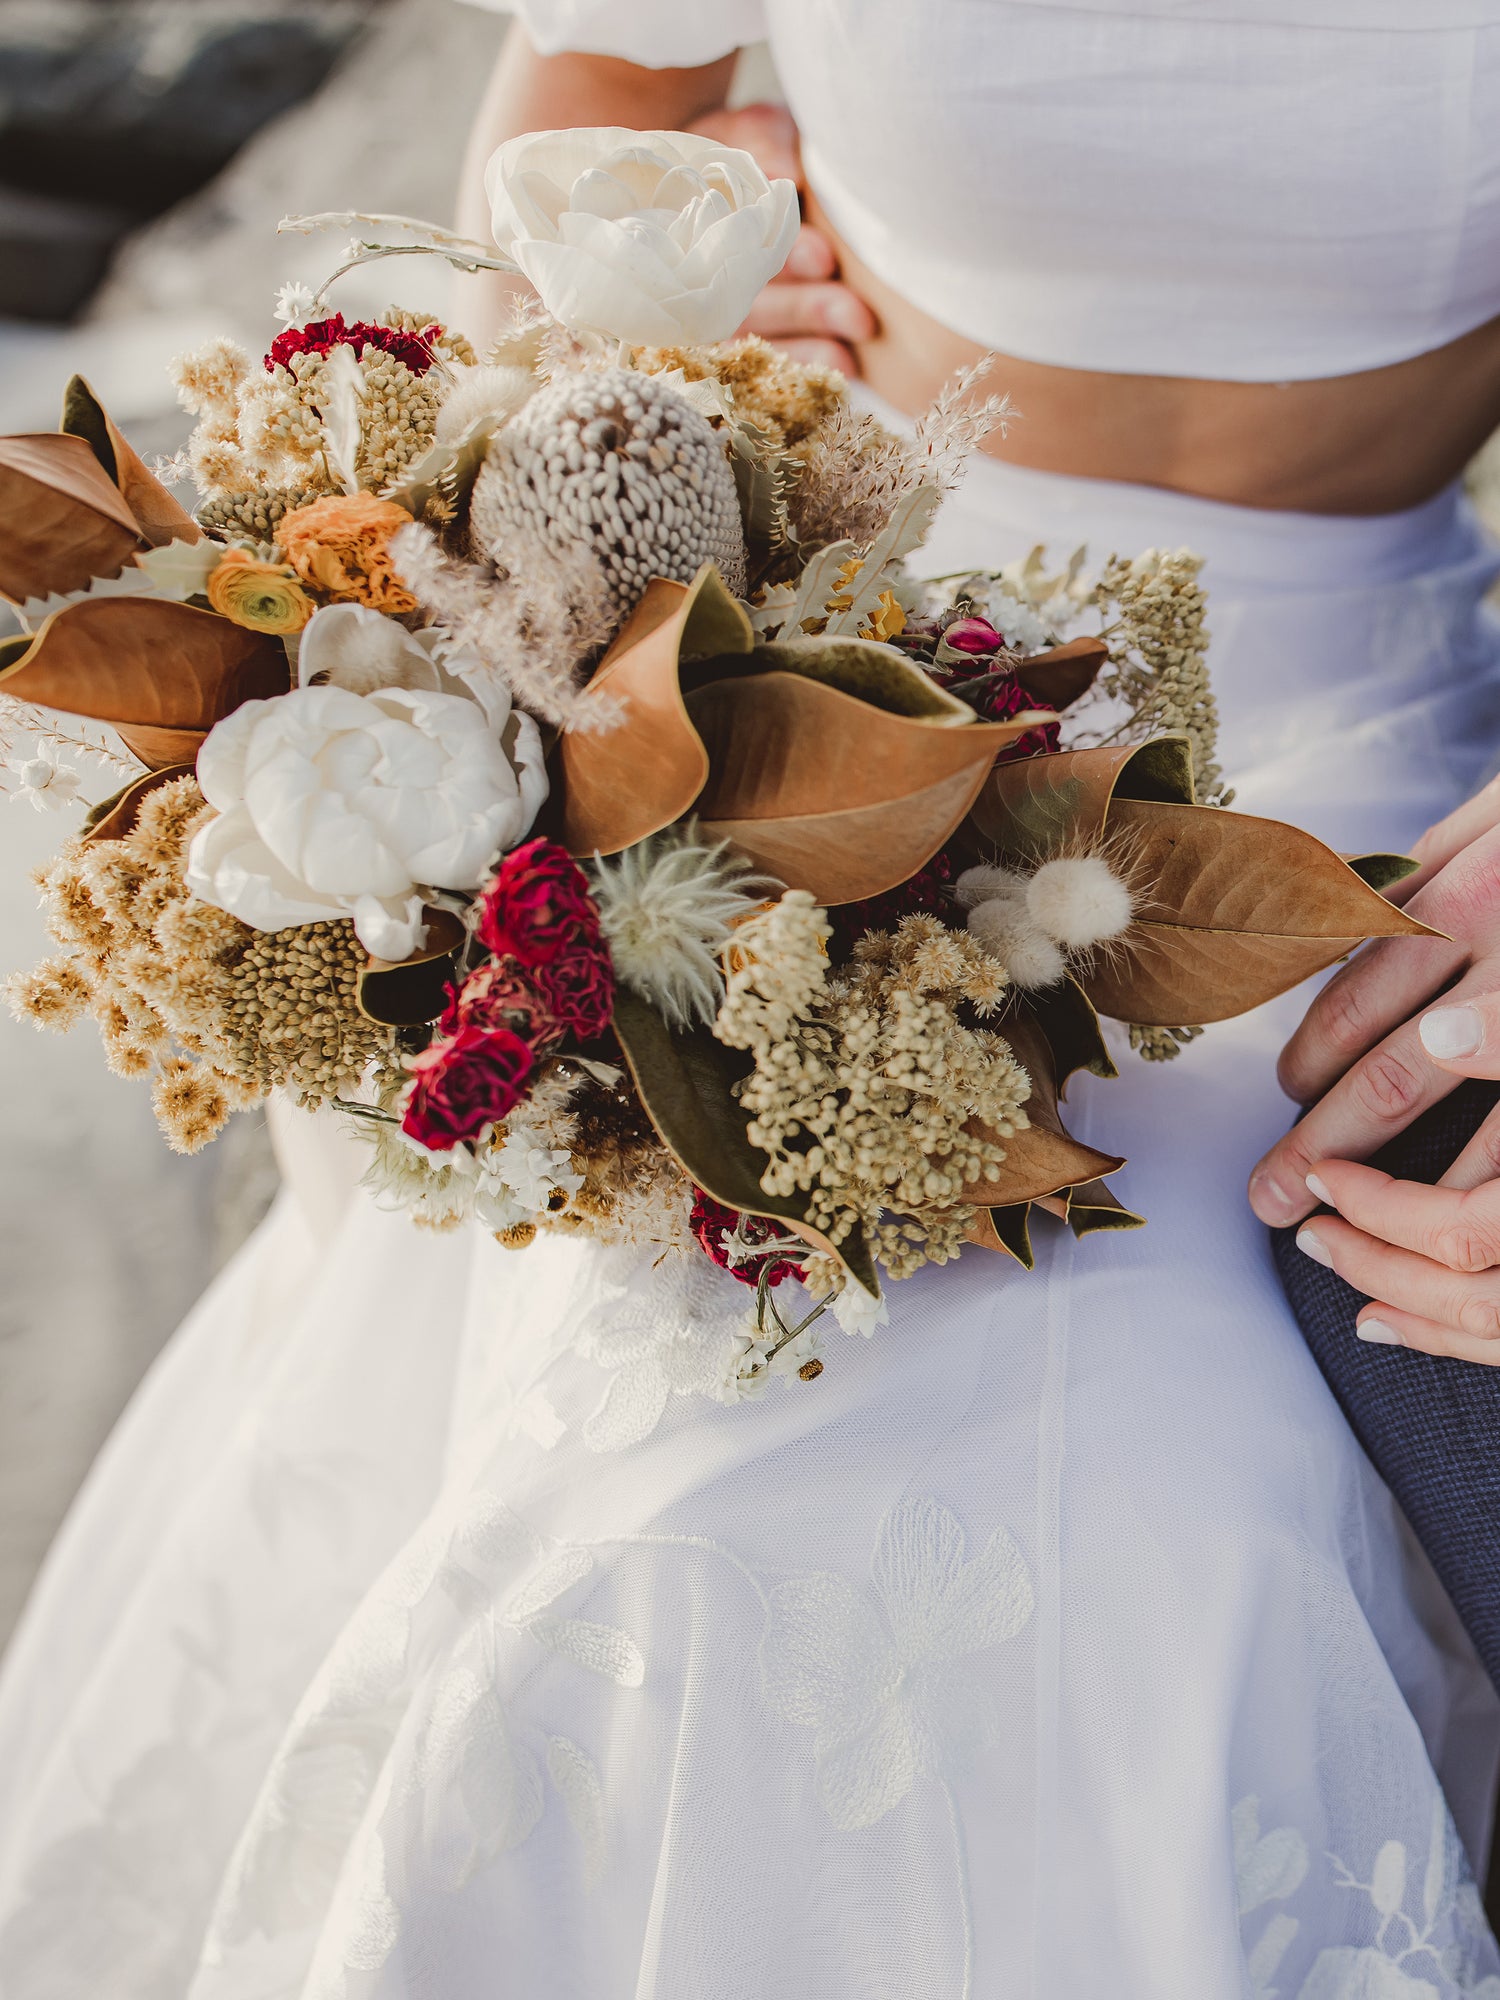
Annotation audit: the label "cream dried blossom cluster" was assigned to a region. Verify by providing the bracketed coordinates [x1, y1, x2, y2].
[172, 310, 476, 506]
[1096, 548, 1225, 804]
[6, 777, 393, 1151]
[714, 894, 1030, 1279]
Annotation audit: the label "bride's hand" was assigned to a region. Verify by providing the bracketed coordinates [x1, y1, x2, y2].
[1248, 775, 1500, 1360]
[686, 103, 876, 372]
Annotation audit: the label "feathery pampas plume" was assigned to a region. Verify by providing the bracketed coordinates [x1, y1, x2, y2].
[391, 519, 619, 732]
[589, 826, 771, 1028]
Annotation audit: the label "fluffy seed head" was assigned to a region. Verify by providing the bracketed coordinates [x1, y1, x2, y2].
[967, 902, 1066, 989]
[1026, 855, 1134, 950]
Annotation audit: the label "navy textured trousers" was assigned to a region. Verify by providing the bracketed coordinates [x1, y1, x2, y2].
[1273, 1081, 1500, 1693]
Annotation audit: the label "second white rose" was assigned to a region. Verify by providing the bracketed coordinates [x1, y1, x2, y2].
[485, 127, 799, 347]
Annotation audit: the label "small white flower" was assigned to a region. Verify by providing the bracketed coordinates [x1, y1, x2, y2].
[719, 1337, 772, 1404]
[272, 279, 317, 326]
[761, 1495, 1034, 1830]
[485, 127, 798, 347]
[827, 1279, 889, 1340]
[10, 751, 83, 813]
[1025, 855, 1133, 951]
[768, 1321, 825, 1377]
[492, 1133, 584, 1213]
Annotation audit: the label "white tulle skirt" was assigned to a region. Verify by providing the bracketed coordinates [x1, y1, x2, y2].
[7, 455, 1500, 2000]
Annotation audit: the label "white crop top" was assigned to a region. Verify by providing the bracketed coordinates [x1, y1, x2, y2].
[466, 0, 1500, 382]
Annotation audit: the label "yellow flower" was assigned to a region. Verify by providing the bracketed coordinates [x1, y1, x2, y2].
[205, 547, 314, 634]
[860, 590, 907, 642]
[278, 491, 418, 615]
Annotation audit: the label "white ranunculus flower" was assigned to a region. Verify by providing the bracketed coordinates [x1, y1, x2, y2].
[185, 647, 549, 959]
[485, 127, 799, 347]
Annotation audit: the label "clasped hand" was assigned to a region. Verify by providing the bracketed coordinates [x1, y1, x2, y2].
[1249, 778, 1500, 1361]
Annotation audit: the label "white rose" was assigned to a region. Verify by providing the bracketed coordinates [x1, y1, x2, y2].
[484, 127, 799, 347]
[185, 668, 548, 961]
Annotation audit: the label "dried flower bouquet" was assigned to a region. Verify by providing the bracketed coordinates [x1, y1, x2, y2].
[1, 129, 1429, 1391]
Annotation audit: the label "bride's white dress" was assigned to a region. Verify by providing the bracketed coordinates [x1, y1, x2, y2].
[3, 448, 1500, 1999]
[10, 0, 1500, 1985]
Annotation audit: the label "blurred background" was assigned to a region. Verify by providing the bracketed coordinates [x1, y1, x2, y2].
[0, 0, 515, 1651]
[0, 0, 779, 1655]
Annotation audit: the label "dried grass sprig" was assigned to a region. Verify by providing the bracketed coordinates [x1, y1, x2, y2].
[391, 519, 620, 732]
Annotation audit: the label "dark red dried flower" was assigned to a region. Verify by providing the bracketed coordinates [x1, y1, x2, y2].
[829, 852, 954, 955]
[979, 673, 1062, 760]
[401, 1024, 533, 1151]
[530, 946, 615, 1042]
[476, 840, 604, 970]
[690, 1190, 803, 1288]
[266, 313, 442, 376]
[441, 958, 556, 1044]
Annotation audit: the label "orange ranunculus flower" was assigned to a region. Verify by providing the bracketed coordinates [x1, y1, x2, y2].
[204, 547, 314, 634]
[277, 491, 418, 615]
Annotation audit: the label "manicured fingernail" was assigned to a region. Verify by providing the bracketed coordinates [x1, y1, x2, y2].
[1420, 1004, 1483, 1060]
[1305, 1173, 1334, 1208]
[1296, 1226, 1334, 1268]
[1250, 1172, 1300, 1224]
[1358, 1318, 1403, 1346]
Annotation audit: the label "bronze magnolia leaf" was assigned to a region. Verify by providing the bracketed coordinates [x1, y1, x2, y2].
[966, 1203, 1036, 1268]
[610, 986, 880, 1295]
[1065, 1179, 1146, 1238]
[0, 433, 145, 603]
[1080, 798, 1436, 1025]
[686, 671, 1047, 905]
[61, 376, 200, 549]
[1012, 636, 1108, 713]
[1346, 853, 1421, 896]
[958, 1012, 1124, 1209]
[970, 739, 1432, 1025]
[1015, 975, 1118, 1097]
[557, 566, 751, 857]
[0, 597, 289, 771]
[970, 736, 1197, 859]
[358, 909, 468, 1026]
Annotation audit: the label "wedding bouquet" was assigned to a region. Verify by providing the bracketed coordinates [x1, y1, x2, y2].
[1, 129, 1426, 1387]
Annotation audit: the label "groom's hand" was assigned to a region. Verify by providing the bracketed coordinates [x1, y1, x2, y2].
[686, 103, 876, 373]
[1248, 776, 1500, 1360]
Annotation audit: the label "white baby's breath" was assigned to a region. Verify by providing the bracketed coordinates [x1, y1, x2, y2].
[9, 751, 83, 813]
[272, 279, 316, 326]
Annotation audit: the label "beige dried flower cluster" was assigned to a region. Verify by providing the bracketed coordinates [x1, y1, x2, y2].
[715, 894, 1030, 1279]
[173, 310, 475, 507]
[1097, 548, 1226, 804]
[509, 1063, 692, 1249]
[7, 777, 393, 1151]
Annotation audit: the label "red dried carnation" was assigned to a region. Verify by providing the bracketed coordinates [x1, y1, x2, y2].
[476, 840, 604, 969]
[401, 1024, 533, 1151]
[981, 674, 1061, 761]
[530, 945, 615, 1042]
[690, 1190, 803, 1288]
[266, 314, 442, 376]
[441, 958, 556, 1043]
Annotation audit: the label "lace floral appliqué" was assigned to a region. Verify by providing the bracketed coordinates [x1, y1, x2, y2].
[759, 1493, 1035, 1830]
[1236, 1792, 1500, 1999]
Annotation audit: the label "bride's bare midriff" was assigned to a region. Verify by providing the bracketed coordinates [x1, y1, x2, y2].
[815, 201, 1500, 517]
